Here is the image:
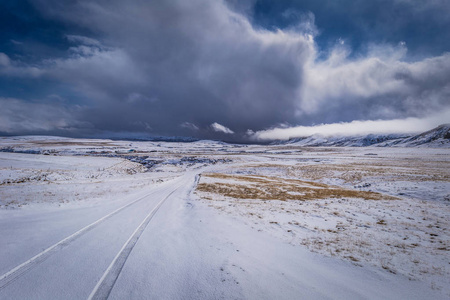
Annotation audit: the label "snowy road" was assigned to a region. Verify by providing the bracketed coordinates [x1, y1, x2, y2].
[0, 172, 196, 299]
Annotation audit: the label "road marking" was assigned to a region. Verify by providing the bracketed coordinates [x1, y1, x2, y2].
[88, 187, 179, 300]
[0, 187, 164, 289]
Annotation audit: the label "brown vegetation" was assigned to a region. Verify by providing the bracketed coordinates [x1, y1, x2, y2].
[197, 173, 397, 201]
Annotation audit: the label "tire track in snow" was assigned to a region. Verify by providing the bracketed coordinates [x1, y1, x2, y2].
[0, 187, 165, 290]
[88, 187, 180, 300]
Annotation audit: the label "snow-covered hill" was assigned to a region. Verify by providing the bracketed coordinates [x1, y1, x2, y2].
[282, 124, 450, 148]
[379, 124, 450, 147]
[284, 133, 409, 147]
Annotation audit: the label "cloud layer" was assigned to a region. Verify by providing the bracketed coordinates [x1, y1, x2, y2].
[251, 109, 450, 141]
[0, 0, 449, 141]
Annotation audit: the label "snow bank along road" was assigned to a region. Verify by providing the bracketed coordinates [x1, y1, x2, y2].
[0, 138, 448, 299]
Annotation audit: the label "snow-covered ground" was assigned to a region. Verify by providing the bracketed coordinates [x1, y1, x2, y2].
[0, 136, 448, 299]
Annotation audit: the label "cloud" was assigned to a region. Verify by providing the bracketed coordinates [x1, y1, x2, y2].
[251, 0, 450, 58]
[251, 109, 450, 141]
[0, 53, 11, 67]
[211, 122, 234, 134]
[0, 97, 89, 135]
[66, 35, 101, 46]
[23, 0, 314, 137]
[0, 0, 449, 141]
[180, 122, 199, 131]
[296, 45, 450, 123]
[0, 52, 44, 78]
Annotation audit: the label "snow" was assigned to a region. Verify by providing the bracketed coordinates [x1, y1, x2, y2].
[0, 136, 448, 299]
[278, 124, 450, 148]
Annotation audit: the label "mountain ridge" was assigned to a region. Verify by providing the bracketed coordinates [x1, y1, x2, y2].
[279, 124, 450, 148]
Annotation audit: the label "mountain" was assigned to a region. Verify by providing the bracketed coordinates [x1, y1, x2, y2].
[281, 124, 450, 148]
[379, 124, 450, 147]
[284, 133, 408, 147]
[110, 136, 199, 143]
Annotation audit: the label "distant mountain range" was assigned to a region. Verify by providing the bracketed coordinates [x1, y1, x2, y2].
[278, 124, 450, 148]
[3, 125, 448, 148]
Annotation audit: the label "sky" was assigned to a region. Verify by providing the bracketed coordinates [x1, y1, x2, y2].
[0, 0, 449, 142]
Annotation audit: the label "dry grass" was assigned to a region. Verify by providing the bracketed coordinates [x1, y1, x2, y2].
[197, 173, 397, 201]
[285, 162, 450, 184]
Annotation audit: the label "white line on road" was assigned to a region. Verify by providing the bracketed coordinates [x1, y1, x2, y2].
[88, 187, 180, 300]
[0, 186, 165, 289]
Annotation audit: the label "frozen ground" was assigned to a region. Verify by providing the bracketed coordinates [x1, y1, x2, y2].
[0, 136, 448, 299]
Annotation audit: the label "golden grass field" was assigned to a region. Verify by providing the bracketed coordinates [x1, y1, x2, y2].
[197, 173, 398, 201]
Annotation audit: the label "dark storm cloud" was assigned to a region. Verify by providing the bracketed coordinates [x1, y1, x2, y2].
[0, 0, 449, 140]
[3, 0, 313, 138]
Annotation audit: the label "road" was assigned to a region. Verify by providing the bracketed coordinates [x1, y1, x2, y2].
[0, 171, 199, 299]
